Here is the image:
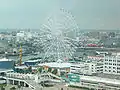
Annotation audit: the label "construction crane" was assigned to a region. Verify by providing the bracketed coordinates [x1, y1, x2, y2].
[19, 45, 22, 66]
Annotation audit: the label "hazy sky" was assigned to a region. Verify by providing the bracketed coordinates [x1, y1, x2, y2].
[0, 0, 120, 30]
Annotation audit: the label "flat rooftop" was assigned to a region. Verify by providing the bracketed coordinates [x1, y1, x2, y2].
[38, 62, 71, 68]
[0, 58, 13, 61]
[24, 60, 40, 62]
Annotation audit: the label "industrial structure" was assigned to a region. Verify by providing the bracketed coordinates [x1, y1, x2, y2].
[19, 45, 22, 66]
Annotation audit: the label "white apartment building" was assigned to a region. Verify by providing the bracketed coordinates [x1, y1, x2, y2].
[103, 55, 120, 75]
[70, 62, 98, 75]
[96, 63, 103, 73]
[70, 63, 88, 75]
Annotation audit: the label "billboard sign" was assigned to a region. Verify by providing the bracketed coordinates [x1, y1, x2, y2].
[68, 73, 80, 82]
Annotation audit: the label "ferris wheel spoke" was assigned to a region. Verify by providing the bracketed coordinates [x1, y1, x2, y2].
[42, 41, 53, 51]
[64, 37, 77, 42]
[64, 40, 77, 49]
[60, 41, 71, 59]
[43, 44, 54, 60]
[42, 24, 51, 31]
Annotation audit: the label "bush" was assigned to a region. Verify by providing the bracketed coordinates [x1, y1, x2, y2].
[10, 87, 16, 90]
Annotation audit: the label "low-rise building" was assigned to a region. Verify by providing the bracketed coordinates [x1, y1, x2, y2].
[103, 55, 120, 75]
[38, 62, 71, 76]
[70, 62, 103, 75]
[0, 58, 15, 69]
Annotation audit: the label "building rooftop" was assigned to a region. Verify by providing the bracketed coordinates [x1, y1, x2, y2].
[0, 58, 13, 61]
[15, 65, 28, 69]
[25, 60, 40, 62]
[38, 62, 71, 68]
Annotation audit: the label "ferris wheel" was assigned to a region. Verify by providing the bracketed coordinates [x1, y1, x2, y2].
[39, 8, 79, 62]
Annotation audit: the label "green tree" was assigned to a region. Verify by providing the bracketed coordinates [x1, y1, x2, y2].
[38, 67, 43, 73]
[52, 69, 57, 75]
[1, 86, 5, 90]
[48, 67, 52, 72]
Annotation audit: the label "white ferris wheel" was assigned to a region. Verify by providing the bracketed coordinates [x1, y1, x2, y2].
[39, 8, 79, 62]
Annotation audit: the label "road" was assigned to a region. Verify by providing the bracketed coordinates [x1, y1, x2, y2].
[38, 84, 87, 90]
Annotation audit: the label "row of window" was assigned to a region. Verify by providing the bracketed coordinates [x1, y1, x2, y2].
[105, 63, 120, 66]
[105, 66, 120, 69]
[104, 70, 120, 73]
[71, 66, 81, 68]
[97, 69, 103, 71]
[104, 70, 115, 72]
[105, 59, 120, 62]
[104, 66, 116, 69]
[96, 66, 103, 68]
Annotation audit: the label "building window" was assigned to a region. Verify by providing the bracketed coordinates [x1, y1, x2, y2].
[109, 70, 111, 72]
[113, 60, 116, 62]
[105, 63, 108, 65]
[117, 67, 120, 69]
[118, 60, 120, 62]
[113, 63, 116, 65]
[71, 66, 75, 67]
[71, 69, 76, 70]
[76, 66, 80, 68]
[113, 67, 116, 69]
[105, 59, 108, 61]
[109, 60, 112, 62]
[113, 70, 116, 72]
[117, 71, 120, 73]
[109, 63, 112, 65]
[117, 64, 120, 66]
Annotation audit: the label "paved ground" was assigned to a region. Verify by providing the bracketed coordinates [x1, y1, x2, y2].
[38, 84, 87, 90]
[3, 85, 18, 90]
[41, 87, 84, 90]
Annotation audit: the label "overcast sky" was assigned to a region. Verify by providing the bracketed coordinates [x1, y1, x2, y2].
[0, 0, 120, 30]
